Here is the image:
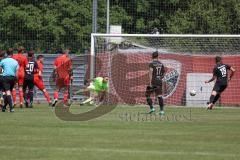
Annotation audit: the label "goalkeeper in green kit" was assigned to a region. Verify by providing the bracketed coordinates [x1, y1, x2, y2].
[75, 76, 109, 106]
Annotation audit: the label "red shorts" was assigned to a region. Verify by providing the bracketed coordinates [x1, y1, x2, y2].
[56, 76, 70, 88]
[34, 76, 45, 91]
[18, 73, 25, 86]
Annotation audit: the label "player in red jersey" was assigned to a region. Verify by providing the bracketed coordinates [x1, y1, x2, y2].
[34, 55, 52, 105]
[11, 47, 28, 108]
[52, 49, 73, 106]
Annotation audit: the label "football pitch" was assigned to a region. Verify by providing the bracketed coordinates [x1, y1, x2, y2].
[0, 104, 240, 160]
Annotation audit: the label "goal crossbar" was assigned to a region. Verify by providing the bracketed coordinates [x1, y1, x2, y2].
[91, 33, 240, 38]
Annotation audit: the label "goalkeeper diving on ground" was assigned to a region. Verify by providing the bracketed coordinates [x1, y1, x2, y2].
[74, 76, 109, 106]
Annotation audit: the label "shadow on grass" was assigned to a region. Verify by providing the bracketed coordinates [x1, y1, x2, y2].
[54, 94, 118, 121]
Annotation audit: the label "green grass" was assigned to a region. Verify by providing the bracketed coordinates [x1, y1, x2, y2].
[0, 104, 240, 160]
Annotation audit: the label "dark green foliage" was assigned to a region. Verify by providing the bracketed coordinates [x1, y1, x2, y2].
[0, 0, 101, 52]
[0, 0, 239, 52]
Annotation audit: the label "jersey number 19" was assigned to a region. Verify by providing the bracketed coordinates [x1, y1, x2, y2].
[219, 67, 226, 77]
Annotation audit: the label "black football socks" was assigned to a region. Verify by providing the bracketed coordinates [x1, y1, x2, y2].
[146, 96, 153, 109]
[158, 96, 164, 111]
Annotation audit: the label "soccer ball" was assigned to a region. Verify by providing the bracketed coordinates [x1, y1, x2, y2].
[190, 90, 196, 96]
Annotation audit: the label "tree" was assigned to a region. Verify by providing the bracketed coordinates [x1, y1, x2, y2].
[167, 0, 240, 34]
[0, 0, 240, 52]
[0, 0, 96, 52]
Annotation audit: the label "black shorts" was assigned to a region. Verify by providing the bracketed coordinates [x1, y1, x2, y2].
[23, 79, 34, 91]
[2, 76, 16, 92]
[145, 82, 163, 96]
[213, 83, 227, 93]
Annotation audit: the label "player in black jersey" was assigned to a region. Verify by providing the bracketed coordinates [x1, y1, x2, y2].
[23, 51, 38, 108]
[205, 56, 235, 110]
[145, 51, 165, 115]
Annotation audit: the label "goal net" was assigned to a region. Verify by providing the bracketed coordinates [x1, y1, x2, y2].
[90, 34, 240, 107]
